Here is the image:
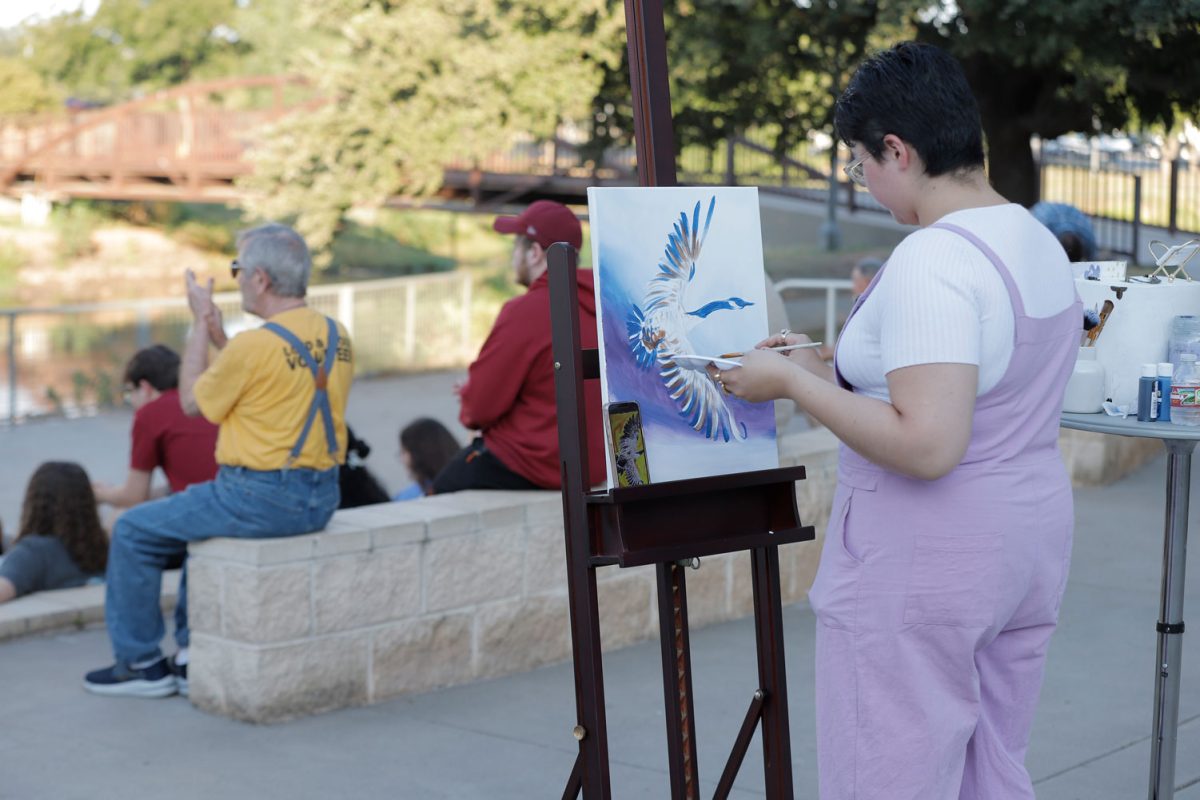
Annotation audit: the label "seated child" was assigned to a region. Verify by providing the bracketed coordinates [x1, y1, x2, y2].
[0, 462, 109, 603]
[395, 418, 461, 501]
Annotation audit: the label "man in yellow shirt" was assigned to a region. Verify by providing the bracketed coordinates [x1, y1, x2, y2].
[85, 223, 353, 698]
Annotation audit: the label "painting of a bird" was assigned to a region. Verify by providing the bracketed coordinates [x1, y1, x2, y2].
[626, 197, 754, 442]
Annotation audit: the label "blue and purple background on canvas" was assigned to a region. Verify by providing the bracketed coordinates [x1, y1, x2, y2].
[588, 186, 779, 486]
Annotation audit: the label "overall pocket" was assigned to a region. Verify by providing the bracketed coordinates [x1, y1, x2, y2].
[903, 533, 1003, 627]
[809, 468, 877, 631]
[836, 466, 877, 564]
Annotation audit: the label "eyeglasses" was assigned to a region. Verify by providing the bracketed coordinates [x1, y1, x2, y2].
[230, 259, 242, 279]
[121, 385, 135, 405]
[843, 152, 869, 187]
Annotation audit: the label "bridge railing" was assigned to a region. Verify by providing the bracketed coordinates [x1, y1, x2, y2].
[0, 271, 476, 424]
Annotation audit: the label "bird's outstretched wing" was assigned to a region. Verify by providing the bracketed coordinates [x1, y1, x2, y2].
[644, 197, 716, 316]
[658, 352, 746, 442]
[628, 197, 716, 367]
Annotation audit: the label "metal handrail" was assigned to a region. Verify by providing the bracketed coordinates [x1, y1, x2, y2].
[773, 277, 854, 348]
[1, 270, 475, 425]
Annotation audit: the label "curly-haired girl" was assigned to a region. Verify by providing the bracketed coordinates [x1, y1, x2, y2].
[0, 462, 109, 603]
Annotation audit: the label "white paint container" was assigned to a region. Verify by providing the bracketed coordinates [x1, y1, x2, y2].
[1063, 347, 1105, 413]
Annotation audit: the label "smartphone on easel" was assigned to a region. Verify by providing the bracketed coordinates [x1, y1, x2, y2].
[606, 401, 651, 487]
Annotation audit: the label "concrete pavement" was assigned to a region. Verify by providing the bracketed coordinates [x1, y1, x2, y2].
[1, 373, 1199, 798]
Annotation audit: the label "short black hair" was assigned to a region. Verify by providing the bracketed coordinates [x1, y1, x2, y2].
[834, 41, 985, 178]
[123, 344, 180, 391]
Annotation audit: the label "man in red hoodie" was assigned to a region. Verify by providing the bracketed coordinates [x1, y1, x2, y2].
[433, 200, 604, 492]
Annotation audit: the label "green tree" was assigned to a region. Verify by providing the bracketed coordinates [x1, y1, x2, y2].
[0, 57, 62, 114]
[584, 0, 902, 170]
[590, 1, 1199, 207]
[240, 0, 623, 257]
[913, 0, 1200, 205]
[22, 0, 250, 103]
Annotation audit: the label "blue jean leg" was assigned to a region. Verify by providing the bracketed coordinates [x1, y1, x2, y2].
[105, 466, 339, 665]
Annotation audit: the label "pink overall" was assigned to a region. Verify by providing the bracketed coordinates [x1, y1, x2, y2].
[809, 222, 1083, 799]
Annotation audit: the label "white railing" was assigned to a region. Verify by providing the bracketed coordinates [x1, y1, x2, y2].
[773, 277, 854, 348]
[0, 271, 475, 424]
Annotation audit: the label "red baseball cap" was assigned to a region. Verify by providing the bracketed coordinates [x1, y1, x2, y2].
[493, 200, 582, 251]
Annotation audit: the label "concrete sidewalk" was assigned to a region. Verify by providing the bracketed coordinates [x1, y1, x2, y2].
[0, 414, 1198, 797]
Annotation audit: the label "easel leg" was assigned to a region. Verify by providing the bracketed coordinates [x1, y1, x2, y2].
[751, 546, 795, 798]
[565, 558, 612, 798]
[657, 561, 701, 799]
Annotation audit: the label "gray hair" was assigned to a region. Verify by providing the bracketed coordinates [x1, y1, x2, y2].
[236, 223, 311, 298]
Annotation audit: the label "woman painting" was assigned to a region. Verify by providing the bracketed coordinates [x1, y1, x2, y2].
[713, 42, 1080, 798]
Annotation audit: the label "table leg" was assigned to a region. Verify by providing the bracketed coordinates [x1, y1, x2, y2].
[1149, 439, 1196, 800]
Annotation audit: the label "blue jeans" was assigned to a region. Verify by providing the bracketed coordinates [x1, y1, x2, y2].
[105, 466, 339, 666]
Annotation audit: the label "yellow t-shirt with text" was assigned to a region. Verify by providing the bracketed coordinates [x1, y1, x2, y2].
[194, 307, 353, 471]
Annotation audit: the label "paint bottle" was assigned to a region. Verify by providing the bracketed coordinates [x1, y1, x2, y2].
[1157, 363, 1175, 423]
[1137, 363, 1159, 422]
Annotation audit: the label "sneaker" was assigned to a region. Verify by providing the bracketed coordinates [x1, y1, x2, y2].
[171, 655, 188, 698]
[83, 658, 177, 698]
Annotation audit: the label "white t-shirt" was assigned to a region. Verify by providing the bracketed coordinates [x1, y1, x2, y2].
[836, 204, 1077, 402]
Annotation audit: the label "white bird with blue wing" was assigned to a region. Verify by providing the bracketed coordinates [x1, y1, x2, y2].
[627, 197, 754, 442]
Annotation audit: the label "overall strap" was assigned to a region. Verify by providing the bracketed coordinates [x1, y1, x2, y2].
[928, 222, 1028, 318]
[833, 259, 889, 390]
[262, 316, 340, 464]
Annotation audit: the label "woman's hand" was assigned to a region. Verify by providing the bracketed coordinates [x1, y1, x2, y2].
[756, 330, 829, 373]
[707, 349, 798, 403]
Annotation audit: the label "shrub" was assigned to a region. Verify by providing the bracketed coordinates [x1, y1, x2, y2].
[52, 204, 101, 262]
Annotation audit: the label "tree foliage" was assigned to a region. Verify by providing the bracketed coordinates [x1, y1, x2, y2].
[0, 57, 62, 115]
[589, 0, 1199, 206]
[912, 0, 1200, 204]
[21, 0, 250, 103]
[668, 0, 889, 152]
[240, 0, 623, 256]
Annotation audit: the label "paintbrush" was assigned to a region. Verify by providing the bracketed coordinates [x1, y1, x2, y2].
[717, 342, 824, 359]
[1085, 300, 1115, 346]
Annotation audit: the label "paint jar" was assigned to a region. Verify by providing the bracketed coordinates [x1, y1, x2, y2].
[1137, 363, 1159, 422]
[1168, 316, 1200, 366]
[1063, 347, 1105, 413]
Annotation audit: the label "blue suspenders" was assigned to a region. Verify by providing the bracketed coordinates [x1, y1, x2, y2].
[262, 316, 340, 465]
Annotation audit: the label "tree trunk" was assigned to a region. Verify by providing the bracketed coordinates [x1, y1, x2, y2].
[984, 122, 1039, 207]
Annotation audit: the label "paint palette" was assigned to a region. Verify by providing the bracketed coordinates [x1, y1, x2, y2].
[671, 354, 741, 371]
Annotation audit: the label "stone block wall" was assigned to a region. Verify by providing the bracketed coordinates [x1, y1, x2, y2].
[187, 429, 839, 723]
[183, 423, 1145, 723]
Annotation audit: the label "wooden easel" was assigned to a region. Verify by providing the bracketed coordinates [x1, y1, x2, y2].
[551, 7, 813, 796]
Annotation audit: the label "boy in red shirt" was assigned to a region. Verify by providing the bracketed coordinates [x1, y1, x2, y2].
[93, 345, 219, 508]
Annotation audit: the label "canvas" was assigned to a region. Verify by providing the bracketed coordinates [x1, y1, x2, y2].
[588, 186, 779, 486]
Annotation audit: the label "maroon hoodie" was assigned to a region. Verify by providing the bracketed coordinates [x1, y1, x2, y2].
[458, 269, 604, 488]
